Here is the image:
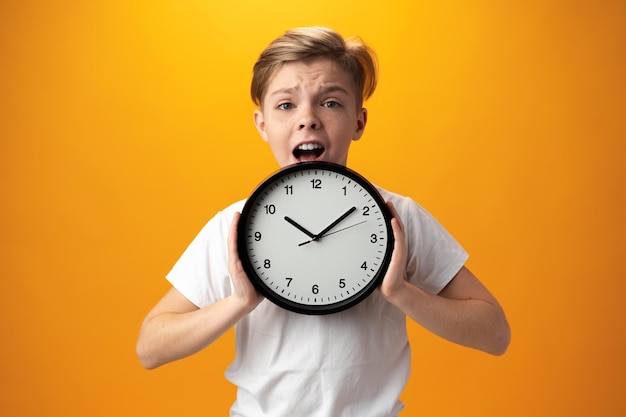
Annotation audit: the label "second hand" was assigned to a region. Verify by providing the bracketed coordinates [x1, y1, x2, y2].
[298, 220, 367, 246]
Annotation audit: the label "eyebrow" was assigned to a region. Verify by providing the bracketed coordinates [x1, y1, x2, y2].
[269, 84, 351, 98]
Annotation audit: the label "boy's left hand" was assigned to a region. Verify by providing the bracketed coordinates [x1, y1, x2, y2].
[378, 201, 409, 300]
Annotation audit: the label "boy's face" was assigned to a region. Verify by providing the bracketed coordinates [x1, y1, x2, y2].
[254, 57, 367, 167]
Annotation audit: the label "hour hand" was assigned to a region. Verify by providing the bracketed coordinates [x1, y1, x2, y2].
[284, 216, 316, 239]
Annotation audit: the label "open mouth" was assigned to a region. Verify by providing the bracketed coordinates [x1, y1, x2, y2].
[293, 143, 325, 161]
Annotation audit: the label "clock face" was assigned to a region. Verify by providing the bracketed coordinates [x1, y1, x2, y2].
[237, 161, 394, 315]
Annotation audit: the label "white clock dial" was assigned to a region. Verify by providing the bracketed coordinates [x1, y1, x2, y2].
[238, 162, 394, 315]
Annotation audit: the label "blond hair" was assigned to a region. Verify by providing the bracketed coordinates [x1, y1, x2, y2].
[251, 27, 378, 109]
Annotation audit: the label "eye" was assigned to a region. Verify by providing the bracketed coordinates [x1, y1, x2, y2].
[322, 100, 341, 109]
[277, 102, 294, 110]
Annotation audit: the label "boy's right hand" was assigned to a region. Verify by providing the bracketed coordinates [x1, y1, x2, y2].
[228, 212, 264, 312]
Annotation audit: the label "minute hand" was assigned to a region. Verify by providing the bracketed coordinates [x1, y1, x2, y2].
[314, 206, 357, 241]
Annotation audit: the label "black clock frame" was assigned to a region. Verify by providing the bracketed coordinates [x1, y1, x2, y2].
[237, 161, 394, 315]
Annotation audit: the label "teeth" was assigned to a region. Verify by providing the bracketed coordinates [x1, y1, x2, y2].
[298, 143, 322, 151]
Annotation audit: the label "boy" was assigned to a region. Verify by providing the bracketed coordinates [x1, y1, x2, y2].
[137, 26, 510, 416]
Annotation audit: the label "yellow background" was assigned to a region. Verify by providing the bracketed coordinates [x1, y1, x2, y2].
[2, 0, 625, 415]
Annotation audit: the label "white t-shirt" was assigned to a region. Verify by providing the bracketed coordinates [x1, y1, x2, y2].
[167, 187, 468, 417]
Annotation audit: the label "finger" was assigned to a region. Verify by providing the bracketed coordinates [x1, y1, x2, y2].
[387, 203, 407, 280]
[228, 212, 252, 297]
[228, 212, 243, 272]
[386, 201, 405, 234]
[390, 217, 405, 259]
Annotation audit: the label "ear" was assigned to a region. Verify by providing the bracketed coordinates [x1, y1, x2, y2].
[352, 108, 368, 141]
[253, 109, 269, 142]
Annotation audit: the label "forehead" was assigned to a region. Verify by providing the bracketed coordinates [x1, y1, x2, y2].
[264, 58, 357, 99]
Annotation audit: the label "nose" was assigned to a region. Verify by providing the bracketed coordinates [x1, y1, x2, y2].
[298, 105, 320, 130]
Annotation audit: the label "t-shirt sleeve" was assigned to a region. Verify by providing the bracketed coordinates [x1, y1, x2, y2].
[165, 201, 245, 308]
[386, 191, 469, 294]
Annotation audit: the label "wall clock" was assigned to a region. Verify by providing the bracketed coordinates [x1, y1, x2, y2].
[237, 161, 394, 315]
